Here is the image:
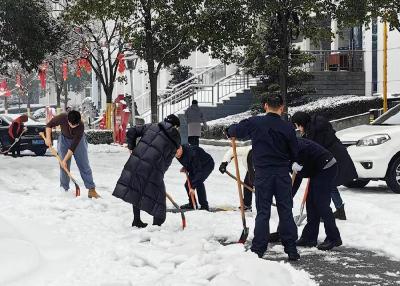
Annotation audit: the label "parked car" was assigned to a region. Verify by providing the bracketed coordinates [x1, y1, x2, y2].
[0, 114, 47, 156]
[337, 104, 400, 193]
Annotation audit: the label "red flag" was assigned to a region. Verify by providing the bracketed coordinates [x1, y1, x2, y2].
[117, 53, 126, 74]
[38, 63, 48, 89]
[62, 60, 68, 81]
[15, 74, 22, 89]
[76, 61, 82, 78]
[0, 80, 7, 96]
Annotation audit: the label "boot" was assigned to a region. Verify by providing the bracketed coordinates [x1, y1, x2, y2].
[132, 220, 148, 228]
[288, 251, 300, 261]
[238, 205, 252, 212]
[296, 237, 317, 247]
[88, 188, 101, 199]
[269, 232, 281, 243]
[317, 238, 342, 251]
[334, 205, 347, 220]
[180, 203, 195, 210]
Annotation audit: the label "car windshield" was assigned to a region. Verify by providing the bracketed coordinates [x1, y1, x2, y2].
[373, 105, 400, 125]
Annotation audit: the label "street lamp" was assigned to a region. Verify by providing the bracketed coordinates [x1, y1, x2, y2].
[125, 53, 138, 126]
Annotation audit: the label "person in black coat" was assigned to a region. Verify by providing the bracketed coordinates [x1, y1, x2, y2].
[226, 93, 300, 261]
[113, 114, 181, 228]
[293, 138, 342, 251]
[175, 144, 215, 210]
[292, 112, 357, 220]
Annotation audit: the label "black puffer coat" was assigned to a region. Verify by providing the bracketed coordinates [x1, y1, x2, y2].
[305, 115, 357, 186]
[113, 122, 181, 220]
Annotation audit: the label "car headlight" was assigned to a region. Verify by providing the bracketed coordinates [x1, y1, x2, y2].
[356, 134, 391, 146]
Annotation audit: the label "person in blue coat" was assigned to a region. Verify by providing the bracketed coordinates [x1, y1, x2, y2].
[293, 138, 342, 251]
[175, 144, 215, 211]
[226, 93, 300, 261]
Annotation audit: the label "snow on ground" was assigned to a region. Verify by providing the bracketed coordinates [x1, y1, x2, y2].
[0, 145, 314, 286]
[207, 95, 377, 126]
[1, 144, 400, 285]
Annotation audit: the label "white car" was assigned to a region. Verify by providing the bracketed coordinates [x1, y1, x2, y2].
[337, 105, 400, 193]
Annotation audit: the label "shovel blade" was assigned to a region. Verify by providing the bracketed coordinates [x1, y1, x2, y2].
[294, 214, 307, 226]
[238, 227, 249, 244]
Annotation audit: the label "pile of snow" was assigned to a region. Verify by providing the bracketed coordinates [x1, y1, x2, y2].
[207, 95, 377, 126]
[289, 95, 377, 114]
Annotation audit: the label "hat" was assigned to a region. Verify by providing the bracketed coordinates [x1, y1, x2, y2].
[164, 114, 180, 127]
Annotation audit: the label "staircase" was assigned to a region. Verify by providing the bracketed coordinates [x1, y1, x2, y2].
[134, 64, 259, 143]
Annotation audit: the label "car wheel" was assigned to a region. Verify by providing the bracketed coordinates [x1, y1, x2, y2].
[344, 179, 370, 189]
[386, 157, 400, 194]
[33, 147, 47, 156]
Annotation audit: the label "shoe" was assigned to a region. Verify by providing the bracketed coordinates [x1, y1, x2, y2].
[317, 238, 342, 251]
[296, 237, 317, 247]
[238, 205, 252, 212]
[334, 205, 347, 220]
[88, 188, 101, 199]
[132, 220, 148, 228]
[199, 206, 210, 211]
[288, 251, 300, 261]
[180, 203, 195, 210]
[269, 232, 281, 243]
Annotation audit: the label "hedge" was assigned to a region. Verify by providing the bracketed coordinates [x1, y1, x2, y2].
[52, 129, 114, 145]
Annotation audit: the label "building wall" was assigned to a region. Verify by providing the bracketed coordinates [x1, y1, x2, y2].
[364, 21, 400, 96]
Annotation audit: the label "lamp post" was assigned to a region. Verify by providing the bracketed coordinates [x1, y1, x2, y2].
[125, 53, 138, 126]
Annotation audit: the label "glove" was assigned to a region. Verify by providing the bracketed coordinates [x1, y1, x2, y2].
[219, 162, 228, 174]
[224, 127, 231, 139]
[292, 162, 303, 172]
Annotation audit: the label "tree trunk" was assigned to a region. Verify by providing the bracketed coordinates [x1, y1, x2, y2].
[63, 80, 68, 111]
[56, 82, 62, 114]
[149, 72, 158, 123]
[278, 10, 290, 117]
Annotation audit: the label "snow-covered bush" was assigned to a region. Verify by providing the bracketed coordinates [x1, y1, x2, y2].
[52, 129, 113, 145]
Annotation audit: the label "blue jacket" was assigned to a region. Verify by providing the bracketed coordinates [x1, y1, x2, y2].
[227, 113, 298, 175]
[177, 144, 214, 189]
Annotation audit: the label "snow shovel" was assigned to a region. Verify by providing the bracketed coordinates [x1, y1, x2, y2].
[0, 128, 27, 155]
[294, 178, 310, 226]
[231, 138, 249, 244]
[225, 170, 255, 193]
[166, 192, 186, 230]
[39, 132, 81, 197]
[185, 172, 198, 209]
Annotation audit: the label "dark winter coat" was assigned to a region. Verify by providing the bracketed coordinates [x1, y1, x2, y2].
[292, 138, 336, 195]
[227, 113, 298, 176]
[112, 122, 181, 220]
[304, 115, 357, 185]
[177, 144, 214, 189]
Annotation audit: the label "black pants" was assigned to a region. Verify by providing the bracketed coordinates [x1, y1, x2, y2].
[185, 162, 214, 208]
[301, 165, 341, 243]
[132, 205, 165, 226]
[243, 172, 253, 207]
[188, 136, 199, 146]
[251, 174, 298, 256]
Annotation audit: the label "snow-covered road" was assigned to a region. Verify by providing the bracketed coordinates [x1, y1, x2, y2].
[0, 144, 399, 286]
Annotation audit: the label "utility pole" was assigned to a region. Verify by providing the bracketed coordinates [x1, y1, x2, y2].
[383, 21, 388, 112]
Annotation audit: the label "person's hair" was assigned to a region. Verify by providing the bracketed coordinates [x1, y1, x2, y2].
[192, 100, 198, 105]
[164, 114, 180, 127]
[67, 110, 81, 125]
[261, 93, 283, 109]
[291, 111, 311, 128]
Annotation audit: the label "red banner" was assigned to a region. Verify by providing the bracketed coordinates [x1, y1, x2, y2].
[62, 60, 68, 81]
[117, 53, 126, 74]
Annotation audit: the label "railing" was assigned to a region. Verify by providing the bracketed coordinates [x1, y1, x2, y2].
[303, 50, 364, 72]
[157, 71, 259, 121]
